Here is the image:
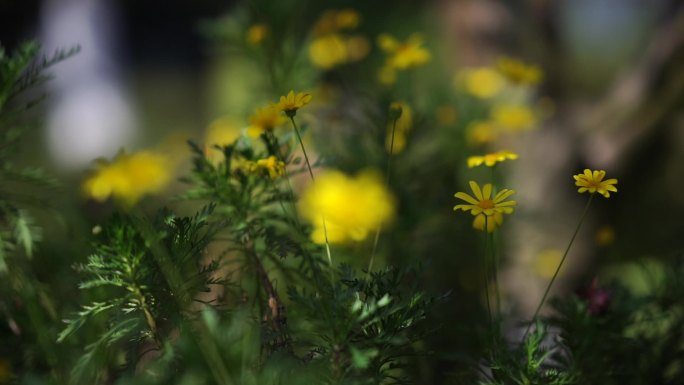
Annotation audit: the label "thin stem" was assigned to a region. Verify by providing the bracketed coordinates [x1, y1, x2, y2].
[483, 216, 492, 326]
[523, 194, 594, 339]
[290, 116, 315, 181]
[368, 114, 400, 274]
[289, 116, 334, 281]
[490, 229, 501, 319]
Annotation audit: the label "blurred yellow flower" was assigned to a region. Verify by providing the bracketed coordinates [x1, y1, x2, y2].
[83, 150, 172, 206]
[249, 156, 285, 179]
[491, 104, 537, 132]
[377, 33, 430, 84]
[308, 34, 369, 69]
[467, 150, 518, 168]
[312, 9, 361, 36]
[334, 9, 360, 30]
[309, 34, 348, 69]
[378, 33, 430, 70]
[247, 105, 287, 138]
[454, 181, 516, 232]
[246, 23, 269, 45]
[533, 249, 563, 278]
[573, 169, 618, 198]
[298, 170, 396, 244]
[496, 56, 542, 86]
[204, 117, 242, 164]
[596, 225, 616, 246]
[456, 68, 504, 99]
[278, 90, 312, 117]
[466, 121, 498, 147]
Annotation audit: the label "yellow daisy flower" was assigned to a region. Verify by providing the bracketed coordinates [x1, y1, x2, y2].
[277, 90, 313, 117]
[454, 181, 517, 217]
[573, 169, 618, 198]
[467, 150, 518, 168]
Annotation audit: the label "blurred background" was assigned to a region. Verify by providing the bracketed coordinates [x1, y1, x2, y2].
[2, 0, 684, 382]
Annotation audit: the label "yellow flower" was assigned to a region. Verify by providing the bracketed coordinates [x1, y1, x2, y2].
[491, 103, 537, 132]
[466, 121, 498, 147]
[455, 67, 504, 99]
[453, 181, 516, 232]
[246, 23, 269, 45]
[533, 249, 564, 278]
[496, 56, 542, 86]
[250, 156, 285, 179]
[312, 9, 361, 36]
[247, 104, 287, 138]
[277, 90, 312, 117]
[298, 170, 396, 244]
[309, 34, 348, 69]
[573, 169, 618, 198]
[83, 150, 172, 206]
[595, 225, 616, 246]
[378, 33, 430, 70]
[377, 33, 430, 84]
[467, 150, 518, 168]
[334, 9, 360, 30]
[204, 117, 242, 164]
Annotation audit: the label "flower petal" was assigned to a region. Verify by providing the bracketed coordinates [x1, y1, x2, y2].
[455, 192, 479, 205]
[469, 181, 483, 200]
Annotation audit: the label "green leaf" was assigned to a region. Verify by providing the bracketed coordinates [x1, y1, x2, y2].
[12, 209, 40, 257]
[350, 346, 378, 369]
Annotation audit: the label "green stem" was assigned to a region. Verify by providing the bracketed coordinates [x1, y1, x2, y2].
[368, 114, 400, 274]
[490, 229, 501, 320]
[289, 116, 334, 282]
[483, 216, 492, 326]
[523, 194, 594, 339]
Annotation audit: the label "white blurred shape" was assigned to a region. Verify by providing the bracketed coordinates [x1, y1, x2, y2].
[41, 0, 135, 169]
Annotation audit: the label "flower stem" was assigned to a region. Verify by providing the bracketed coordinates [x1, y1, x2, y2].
[523, 194, 594, 339]
[368, 114, 400, 274]
[483, 216, 492, 326]
[289, 116, 334, 279]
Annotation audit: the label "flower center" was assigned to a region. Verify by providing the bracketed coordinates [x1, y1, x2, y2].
[478, 199, 494, 209]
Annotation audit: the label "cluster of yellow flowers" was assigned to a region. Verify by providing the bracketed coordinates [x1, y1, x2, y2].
[467, 150, 518, 168]
[308, 9, 370, 70]
[247, 156, 286, 179]
[298, 170, 395, 244]
[377, 33, 430, 85]
[83, 150, 173, 206]
[454, 57, 545, 146]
